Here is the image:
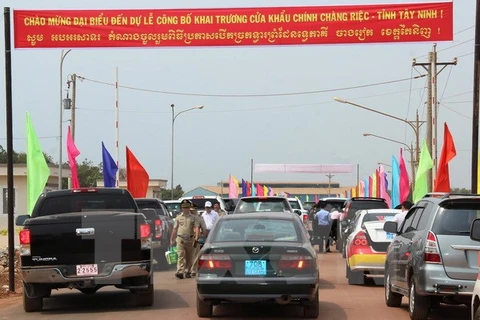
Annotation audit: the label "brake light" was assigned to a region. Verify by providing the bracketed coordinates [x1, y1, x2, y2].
[425, 231, 442, 264]
[19, 229, 31, 256]
[71, 188, 98, 193]
[140, 223, 151, 238]
[198, 254, 232, 270]
[154, 218, 162, 239]
[352, 231, 368, 247]
[303, 215, 309, 222]
[19, 229, 30, 245]
[278, 255, 315, 269]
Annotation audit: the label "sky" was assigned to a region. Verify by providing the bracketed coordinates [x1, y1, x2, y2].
[0, 0, 475, 193]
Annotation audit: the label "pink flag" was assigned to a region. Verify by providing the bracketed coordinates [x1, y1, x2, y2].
[379, 165, 392, 208]
[359, 180, 365, 197]
[228, 175, 239, 198]
[66, 126, 80, 188]
[399, 148, 410, 202]
[314, 194, 319, 202]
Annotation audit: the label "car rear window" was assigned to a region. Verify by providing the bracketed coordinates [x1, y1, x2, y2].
[136, 200, 167, 217]
[235, 199, 291, 213]
[289, 200, 301, 210]
[347, 200, 388, 218]
[212, 218, 300, 242]
[432, 204, 480, 235]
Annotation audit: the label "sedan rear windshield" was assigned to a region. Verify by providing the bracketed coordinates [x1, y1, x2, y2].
[212, 218, 300, 242]
[289, 200, 301, 210]
[432, 204, 480, 235]
[235, 198, 291, 213]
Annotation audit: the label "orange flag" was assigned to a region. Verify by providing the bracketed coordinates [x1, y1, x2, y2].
[434, 123, 456, 192]
[126, 146, 149, 198]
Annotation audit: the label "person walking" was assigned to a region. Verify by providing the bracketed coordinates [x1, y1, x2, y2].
[392, 200, 414, 231]
[188, 203, 207, 277]
[213, 202, 226, 216]
[314, 201, 332, 253]
[170, 199, 199, 279]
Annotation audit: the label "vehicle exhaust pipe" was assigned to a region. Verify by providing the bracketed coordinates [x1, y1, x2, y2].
[275, 295, 292, 305]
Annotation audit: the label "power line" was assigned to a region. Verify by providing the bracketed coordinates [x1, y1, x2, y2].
[439, 102, 471, 119]
[77, 74, 426, 98]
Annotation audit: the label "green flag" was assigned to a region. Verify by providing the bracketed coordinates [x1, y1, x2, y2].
[26, 112, 50, 215]
[413, 139, 434, 202]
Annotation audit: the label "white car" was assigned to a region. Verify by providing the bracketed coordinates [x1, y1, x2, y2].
[344, 209, 401, 285]
[288, 197, 309, 228]
[179, 195, 227, 215]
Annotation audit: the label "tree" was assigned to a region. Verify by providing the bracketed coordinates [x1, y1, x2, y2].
[451, 187, 471, 194]
[76, 159, 102, 187]
[161, 184, 184, 200]
[0, 145, 54, 164]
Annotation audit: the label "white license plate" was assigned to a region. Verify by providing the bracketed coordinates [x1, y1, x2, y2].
[76, 264, 98, 276]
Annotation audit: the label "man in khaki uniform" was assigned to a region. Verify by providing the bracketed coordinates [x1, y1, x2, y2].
[170, 199, 199, 279]
[189, 203, 207, 276]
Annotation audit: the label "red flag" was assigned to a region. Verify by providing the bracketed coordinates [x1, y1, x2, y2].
[126, 146, 149, 198]
[256, 184, 264, 196]
[66, 126, 80, 188]
[368, 176, 373, 196]
[434, 123, 457, 192]
[246, 181, 251, 196]
[399, 148, 410, 202]
[376, 168, 380, 197]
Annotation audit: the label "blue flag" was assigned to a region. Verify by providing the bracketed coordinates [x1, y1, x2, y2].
[102, 142, 118, 187]
[391, 155, 400, 208]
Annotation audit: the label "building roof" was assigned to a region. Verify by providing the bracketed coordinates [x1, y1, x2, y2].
[194, 185, 353, 196]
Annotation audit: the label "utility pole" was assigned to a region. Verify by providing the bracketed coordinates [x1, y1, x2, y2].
[472, 0, 480, 193]
[412, 45, 457, 191]
[326, 173, 334, 196]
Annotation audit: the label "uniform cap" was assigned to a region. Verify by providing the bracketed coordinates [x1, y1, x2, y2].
[181, 199, 192, 208]
[205, 201, 212, 207]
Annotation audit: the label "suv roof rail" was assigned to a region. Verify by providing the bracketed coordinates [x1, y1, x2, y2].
[423, 192, 480, 199]
[350, 197, 386, 201]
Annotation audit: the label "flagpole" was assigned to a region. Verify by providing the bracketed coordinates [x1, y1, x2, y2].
[115, 67, 119, 187]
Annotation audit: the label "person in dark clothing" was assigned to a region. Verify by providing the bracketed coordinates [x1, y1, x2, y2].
[314, 201, 332, 253]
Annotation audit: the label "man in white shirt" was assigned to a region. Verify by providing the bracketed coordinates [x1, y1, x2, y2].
[393, 200, 414, 231]
[201, 201, 219, 233]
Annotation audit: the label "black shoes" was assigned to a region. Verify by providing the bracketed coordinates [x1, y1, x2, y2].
[175, 272, 184, 279]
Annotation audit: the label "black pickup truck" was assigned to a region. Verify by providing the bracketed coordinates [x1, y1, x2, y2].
[134, 198, 174, 270]
[15, 188, 154, 312]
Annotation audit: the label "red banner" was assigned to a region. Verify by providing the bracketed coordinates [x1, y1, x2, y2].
[13, 2, 453, 49]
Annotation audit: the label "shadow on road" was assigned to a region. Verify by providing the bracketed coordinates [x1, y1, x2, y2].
[210, 300, 347, 319]
[39, 288, 188, 314]
[319, 278, 335, 290]
[396, 303, 470, 319]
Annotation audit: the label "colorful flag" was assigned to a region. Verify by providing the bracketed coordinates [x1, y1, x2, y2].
[434, 123, 456, 192]
[26, 112, 50, 215]
[359, 180, 365, 197]
[126, 146, 149, 198]
[364, 178, 369, 197]
[391, 155, 400, 208]
[268, 187, 274, 196]
[251, 181, 256, 196]
[102, 142, 118, 187]
[314, 194, 319, 202]
[413, 140, 434, 202]
[256, 184, 264, 196]
[66, 126, 80, 188]
[379, 165, 392, 207]
[241, 179, 247, 197]
[305, 195, 310, 202]
[368, 176, 373, 197]
[228, 175, 239, 198]
[399, 148, 410, 202]
[263, 185, 268, 197]
[371, 173, 377, 197]
[246, 181, 251, 196]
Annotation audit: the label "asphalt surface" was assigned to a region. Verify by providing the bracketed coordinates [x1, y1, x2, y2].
[0, 249, 472, 320]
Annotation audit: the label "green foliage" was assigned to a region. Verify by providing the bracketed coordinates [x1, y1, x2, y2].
[76, 159, 102, 187]
[0, 145, 54, 164]
[161, 184, 184, 200]
[451, 187, 471, 194]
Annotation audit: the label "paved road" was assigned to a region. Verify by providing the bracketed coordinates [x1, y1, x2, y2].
[0, 251, 471, 320]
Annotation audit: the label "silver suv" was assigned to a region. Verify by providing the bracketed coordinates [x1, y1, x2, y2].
[383, 193, 480, 320]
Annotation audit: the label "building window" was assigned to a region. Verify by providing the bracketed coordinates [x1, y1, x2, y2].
[152, 190, 161, 199]
[3, 188, 15, 214]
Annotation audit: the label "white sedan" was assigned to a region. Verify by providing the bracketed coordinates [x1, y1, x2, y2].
[344, 208, 401, 286]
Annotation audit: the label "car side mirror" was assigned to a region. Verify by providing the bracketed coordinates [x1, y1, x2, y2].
[383, 221, 398, 234]
[16, 214, 30, 226]
[294, 209, 302, 215]
[471, 219, 480, 241]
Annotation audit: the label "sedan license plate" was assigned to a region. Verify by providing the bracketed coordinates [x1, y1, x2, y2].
[76, 264, 98, 276]
[245, 260, 266, 276]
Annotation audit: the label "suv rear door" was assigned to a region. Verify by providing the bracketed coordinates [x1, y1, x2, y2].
[432, 200, 480, 281]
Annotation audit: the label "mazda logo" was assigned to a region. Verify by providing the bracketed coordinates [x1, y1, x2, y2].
[252, 247, 259, 254]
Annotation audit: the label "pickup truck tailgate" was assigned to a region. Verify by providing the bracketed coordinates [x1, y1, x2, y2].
[23, 211, 147, 266]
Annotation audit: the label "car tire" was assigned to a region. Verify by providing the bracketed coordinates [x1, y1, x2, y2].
[475, 306, 480, 320]
[408, 278, 430, 320]
[385, 271, 402, 307]
[303, 289, 319, 318]
[134, 282, 154, 307]
[196, 294, 213, 317]
[346, 264, 364, 285]
[23, 283, 43, 312]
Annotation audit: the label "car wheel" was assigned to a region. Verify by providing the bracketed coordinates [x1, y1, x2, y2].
[303, 289, 319, 318]
[196, 294, 213, 317]
[346, 264, 364, 285]
[385, 271, 402, 307]
[23, 283, 43, 312]
[408, 278, 430, 320]
[475, 306, 480, 320]
[134, 283, 154, 307]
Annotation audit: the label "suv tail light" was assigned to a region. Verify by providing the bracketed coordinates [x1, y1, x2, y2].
[425, 231, 442, 264]
[140, 223, 151, 249]
[279, 254, 315, 270]
[302, 215, 309, 222]
[352, 231, 368, 247]
[198, 254, 232, 270]
[154, 218, 162, 239]
[19, 229, 31, 256]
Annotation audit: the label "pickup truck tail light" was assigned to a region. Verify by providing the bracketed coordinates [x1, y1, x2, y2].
[140, 223, 151, 250]
[198, 254, 232, 270]
[278, 254, 315, 270]
[19, 229, 31, 256]
[154, 218, 162, 239]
